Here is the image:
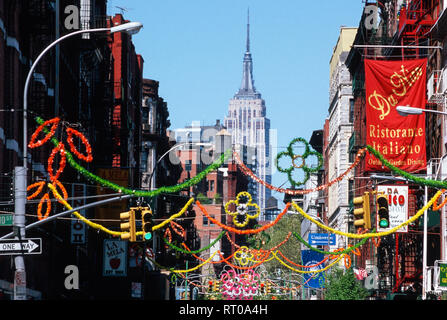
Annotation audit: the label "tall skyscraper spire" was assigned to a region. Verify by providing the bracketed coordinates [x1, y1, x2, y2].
[246, 8, 250, 53]
[236, 8, 259, 98]
[225, 10, 271, 220]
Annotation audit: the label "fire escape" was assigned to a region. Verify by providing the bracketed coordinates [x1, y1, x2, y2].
[397, 0, 438, 58]
[26, 0, 54, 119]
[387, 0, 440, 296]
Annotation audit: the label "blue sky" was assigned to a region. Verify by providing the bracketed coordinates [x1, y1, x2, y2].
[107, 0, 365, 198]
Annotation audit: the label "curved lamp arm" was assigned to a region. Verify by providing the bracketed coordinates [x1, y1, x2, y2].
[22, 22, 143, 169]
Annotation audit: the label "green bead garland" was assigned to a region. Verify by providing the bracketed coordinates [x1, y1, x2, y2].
[366, 145, 447, 190]
[162, 231, 226, 254]
[35, 116, 232, 197]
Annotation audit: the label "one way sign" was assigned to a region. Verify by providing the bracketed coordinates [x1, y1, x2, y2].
[0, 238, 42, 255]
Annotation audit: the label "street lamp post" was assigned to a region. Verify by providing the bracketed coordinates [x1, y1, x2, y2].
[141, 140, 212, 299]
[14, 21, 143, 300]
[396, 104, 447, 300]
[396, 105, 447, 117]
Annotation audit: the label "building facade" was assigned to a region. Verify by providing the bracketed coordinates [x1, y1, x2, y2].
[0, 1, 166, 299]
[326, 27, 357, 251]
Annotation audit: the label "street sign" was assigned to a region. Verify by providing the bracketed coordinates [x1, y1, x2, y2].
[0, 214, 13, 226]
[435, 260, 447, 291]
[439, 263, 447, 288]
[301, 250, 325, 288]
[309, 233, 336, 246]
[0, 238, 42, 255]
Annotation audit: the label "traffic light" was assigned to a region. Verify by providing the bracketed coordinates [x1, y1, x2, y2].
[213, 280, 220, 292]
[266, 282, 271, 294]
[376, 193, 390, 229]
[208, 280, 213, 292]
[120, 209, 136, 241]
[141, 207, 153, 241]
[353, 192, 371, 230]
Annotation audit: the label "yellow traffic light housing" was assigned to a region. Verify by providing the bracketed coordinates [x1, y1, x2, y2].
[353, 192, 371, 230]
[376, 193, 390, 229]
[120, 209, 136, 241]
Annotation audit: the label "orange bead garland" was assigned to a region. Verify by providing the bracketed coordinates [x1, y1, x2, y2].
[28, 117, 60, 149]
[51, 179, 68, 203]
[37, 193, 51, 220]
[27, 181, 45, 200]
[48, 142, 67, 182]
[66, 127, 93, 163]
[233, 147, 367, 195]
[27, 179, 68, 221]
[432, 189, 447, 211]
[196, 200, 291, 235]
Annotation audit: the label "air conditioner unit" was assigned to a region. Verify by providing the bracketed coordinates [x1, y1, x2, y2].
[427, 72, 435, 100]
[142, 123, 151, 131]
[441, 67, 447, 94]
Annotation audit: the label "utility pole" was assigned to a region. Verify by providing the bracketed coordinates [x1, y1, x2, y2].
[13, 166, 27, 300]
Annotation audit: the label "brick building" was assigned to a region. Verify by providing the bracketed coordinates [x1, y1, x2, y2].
[0, 1, 157, 299]
[173, 124, 249, 272]
[345, 0, 444, 299]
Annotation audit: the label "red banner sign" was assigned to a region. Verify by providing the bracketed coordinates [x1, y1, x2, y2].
[365, 59, 426, 172]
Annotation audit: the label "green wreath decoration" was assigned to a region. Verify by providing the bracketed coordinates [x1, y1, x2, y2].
[275, 137, 323, 187]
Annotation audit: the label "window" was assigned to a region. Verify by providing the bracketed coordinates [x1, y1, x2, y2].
[348, 179, 354, 204]
[185, 160, 192, 171]
[349, 98, 354, 123]
[209, 180, 215, 192]
[203, 216, 208, 226]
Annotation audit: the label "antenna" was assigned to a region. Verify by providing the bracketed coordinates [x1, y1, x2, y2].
[115, 6, 133, 15]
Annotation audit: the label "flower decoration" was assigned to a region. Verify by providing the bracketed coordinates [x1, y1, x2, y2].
[27, 180, 68, 220]
[275, 137, 323, 187]
[220, 268, 260, 300]
[224, 191, 260, 228]
[27, 117, 93, 220]
[234, 246, 254, 266]
[250, 248, 270, 262]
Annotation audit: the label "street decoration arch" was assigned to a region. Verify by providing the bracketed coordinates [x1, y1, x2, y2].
[25, 116, 447, 299]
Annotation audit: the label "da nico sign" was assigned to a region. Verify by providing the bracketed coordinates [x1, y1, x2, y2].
[376, 185, 408, 233]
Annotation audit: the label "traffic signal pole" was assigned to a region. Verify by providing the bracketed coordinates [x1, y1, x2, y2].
[13, 167, 27, 300]
[1, 194, 133, 240]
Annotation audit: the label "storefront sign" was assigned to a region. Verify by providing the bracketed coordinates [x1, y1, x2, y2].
[365, 59, 427, 172]
[103, 239, 127, 277]
[376, 185, 408, 233]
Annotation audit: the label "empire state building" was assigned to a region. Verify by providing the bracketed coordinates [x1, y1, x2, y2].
[224, 13, 272, 219]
